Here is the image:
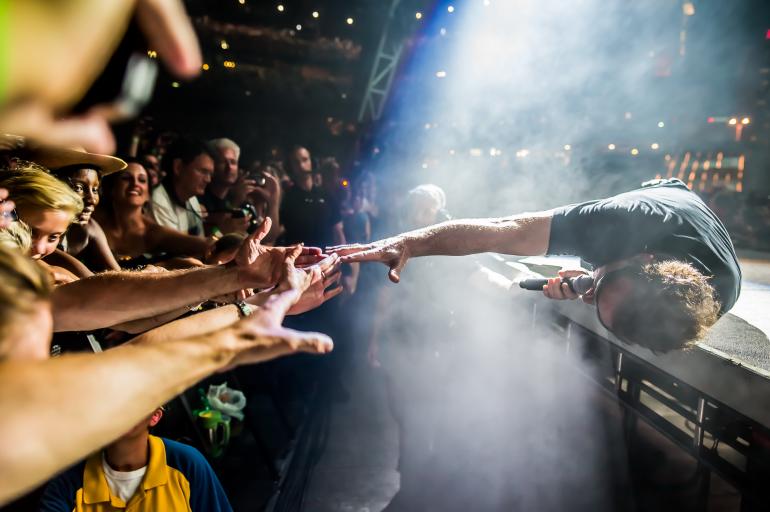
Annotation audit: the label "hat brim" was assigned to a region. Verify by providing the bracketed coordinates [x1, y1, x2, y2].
[25, 145, 127, 176]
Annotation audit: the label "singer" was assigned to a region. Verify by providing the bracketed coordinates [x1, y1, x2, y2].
[328, 179, 741, 352]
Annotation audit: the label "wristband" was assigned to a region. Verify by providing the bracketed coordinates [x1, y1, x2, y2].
[235, 300, 253, 318]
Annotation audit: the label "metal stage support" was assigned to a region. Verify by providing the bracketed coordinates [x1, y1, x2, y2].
[357, 0, 404, 123]
[550, 304, 770, 510]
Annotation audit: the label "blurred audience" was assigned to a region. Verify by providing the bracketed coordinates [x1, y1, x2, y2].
[96, 160, 211, 267]
[280, 145, 345, 248]
[149, 138, 214, 237]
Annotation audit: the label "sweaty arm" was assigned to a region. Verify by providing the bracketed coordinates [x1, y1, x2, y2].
[407, 212, 554, 257]
[51, 264, 242, 332]
[328, 211, 554, 283]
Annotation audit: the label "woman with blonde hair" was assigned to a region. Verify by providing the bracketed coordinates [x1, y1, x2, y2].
[0, 165, 82, 261]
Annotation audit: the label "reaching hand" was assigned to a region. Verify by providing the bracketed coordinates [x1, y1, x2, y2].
[227, 247, 334, 366]
[327, 236, 410, 283]
[288, 254, 344, 315]
[234, 217, 323, 289]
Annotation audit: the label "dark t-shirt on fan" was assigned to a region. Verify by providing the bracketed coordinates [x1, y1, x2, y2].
[547, 179, 741, 315]
[280, 185, 342, 248]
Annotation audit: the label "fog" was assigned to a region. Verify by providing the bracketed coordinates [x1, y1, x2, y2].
[355, 1, 748, 509]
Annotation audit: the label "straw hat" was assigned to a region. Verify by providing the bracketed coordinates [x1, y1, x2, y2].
[0, 134, 126, 175]
[25, 145, 126, 175]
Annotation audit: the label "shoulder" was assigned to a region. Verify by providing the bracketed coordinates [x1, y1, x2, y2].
[162, 438, 213, 477]
[151, 185, 172, 205]
[39, 461, 86, 510]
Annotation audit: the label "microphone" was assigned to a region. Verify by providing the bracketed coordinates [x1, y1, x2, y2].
[518, 274, 595, 295]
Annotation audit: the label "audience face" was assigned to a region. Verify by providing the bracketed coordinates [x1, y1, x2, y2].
[214, 147, 239, 186]
[404, 194, 440, 230]
[173, 153, 214, 199]
[64, 168, 101, 225]
[289, 147, 313, 176]
[113, 163, 150, 207]
[142, 155, 161, 188]
[18, 207, 71, 259]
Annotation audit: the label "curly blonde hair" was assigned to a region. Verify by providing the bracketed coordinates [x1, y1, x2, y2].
[612, 260, 720, 352]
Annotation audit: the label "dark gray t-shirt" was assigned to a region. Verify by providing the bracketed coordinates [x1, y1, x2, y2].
[547, 179, 741, 314]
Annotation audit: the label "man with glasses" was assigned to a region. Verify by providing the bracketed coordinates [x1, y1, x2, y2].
[328, 178, 741, 352]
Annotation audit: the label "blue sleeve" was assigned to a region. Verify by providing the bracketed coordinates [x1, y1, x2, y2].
[164, 440, 233, 512]
[38, 464, 84, 512]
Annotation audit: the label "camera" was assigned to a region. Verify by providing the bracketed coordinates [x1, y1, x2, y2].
[230, 203, 261, 234]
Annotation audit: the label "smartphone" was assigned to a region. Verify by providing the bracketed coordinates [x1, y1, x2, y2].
[91, 53, 158, 122]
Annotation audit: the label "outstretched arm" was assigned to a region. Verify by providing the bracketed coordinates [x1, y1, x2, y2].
[51, 218, 323, 331]
[0, 249, 331, 506]
[327, 211, 554, 283]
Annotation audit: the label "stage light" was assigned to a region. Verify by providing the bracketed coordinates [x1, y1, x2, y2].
[608, 144, 616, 150]
[223, 60, 236, 68]
[296, 24, 302, 30]
[470, 148, 483, 157]
[447, 5, 455, 13]
[728, 117, 737, 125]
[342, 179, 350, 187]
[220, 40, 229, 50]
[449, 149, 456, 155]
[631, 148, 639, 155]
[682, 2, 695, 16]
[416, 12, 423, 19]
[742, 117, 751, 125]
[440, 28, 447, 36]
[424, 123, 431, 129]
[657, 121, 665, 128]
[707, 117, 715, 123]
[171, 81, 180, 88]
[346, 17, 354, 25]
[277, 4, 284, 12]
[515, 149, 529, 158]
[563, 144, 571, 151]
[312, 11, 319, 18]
[202, 63, 210, 71]
[651, 143, 660, 150]
[238, 0, 245, 4]
[422, 162, 429, 169]
[624, 112, 632, 120]
[483, 0, 491, 5]
[147, 50, 157, 59]
[435, 70, 447, 78]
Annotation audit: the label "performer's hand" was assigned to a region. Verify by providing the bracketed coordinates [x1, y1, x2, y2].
[326, 236, 409, 284]
[542, 269, 591, 302]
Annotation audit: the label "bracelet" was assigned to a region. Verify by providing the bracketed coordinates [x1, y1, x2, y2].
[235, 300, 253, 318]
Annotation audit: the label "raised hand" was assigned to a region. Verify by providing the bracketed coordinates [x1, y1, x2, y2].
[327, 236, 409, 283]
[227, 247, 334, 366]
[288, 254, 343, 315]
[234, 217, 323, 289]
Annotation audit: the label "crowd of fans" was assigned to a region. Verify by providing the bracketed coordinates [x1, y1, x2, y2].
[0, 2, 391, 510]
[0, 127, 387, 508]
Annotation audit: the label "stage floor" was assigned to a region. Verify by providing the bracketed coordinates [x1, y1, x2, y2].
[702, 254, 770, 374]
